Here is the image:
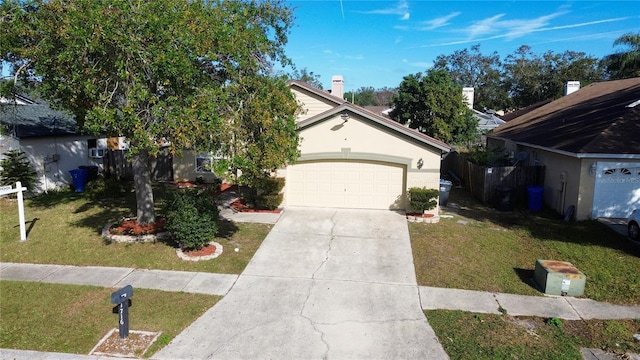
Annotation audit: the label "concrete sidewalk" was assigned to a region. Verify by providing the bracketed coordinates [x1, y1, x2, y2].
[2, 262, 640, 359]
[3, 262, 639, 320]
[420, 286, 640, 320]
[0, 262, 238, 296]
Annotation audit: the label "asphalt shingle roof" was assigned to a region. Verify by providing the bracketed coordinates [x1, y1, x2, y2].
[490, 77, 640, 155]
[0, 102, 77, 138]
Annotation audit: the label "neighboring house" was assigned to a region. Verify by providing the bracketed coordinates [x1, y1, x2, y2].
[173, 149, 219, 184]
[0, 96, 103, 193]
[486, 77, 640, 220]
[278, 77, 452, 210]
[474, 109, 505, 132]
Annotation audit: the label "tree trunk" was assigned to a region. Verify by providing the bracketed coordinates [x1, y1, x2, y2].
[132, 150, 155, 225]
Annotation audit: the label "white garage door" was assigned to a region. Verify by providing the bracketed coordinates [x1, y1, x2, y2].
[287, 161, 405, 209]
[592, 162, 640, 218]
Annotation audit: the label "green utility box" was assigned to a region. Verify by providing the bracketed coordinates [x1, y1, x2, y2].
[534, 259, 586, 296]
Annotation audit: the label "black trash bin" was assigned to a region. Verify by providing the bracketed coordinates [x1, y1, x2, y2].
[495, 185, 515, 212]
[79, 165, 99, 182]
[439, 179, 453, 206]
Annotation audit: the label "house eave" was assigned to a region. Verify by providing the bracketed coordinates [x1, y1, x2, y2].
[297, 104, 452, 153]
[487, 135, 640, 160]
[287, 80, 347, 106]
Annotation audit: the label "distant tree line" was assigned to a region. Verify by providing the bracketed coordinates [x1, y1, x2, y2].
[433, 35, 639, 111]
[289, 33, 639, 146]
[291, 33, 639, 113]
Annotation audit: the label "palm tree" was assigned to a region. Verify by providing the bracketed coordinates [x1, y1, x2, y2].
[601, 33, 640, 79]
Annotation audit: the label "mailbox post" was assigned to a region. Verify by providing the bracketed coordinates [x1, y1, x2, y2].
[110, 285, 133, 338]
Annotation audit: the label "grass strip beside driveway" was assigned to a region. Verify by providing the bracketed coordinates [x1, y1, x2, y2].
[426, 310, 640, 360]
[0, 281, 220, 358]
[410, 189, 640, 305]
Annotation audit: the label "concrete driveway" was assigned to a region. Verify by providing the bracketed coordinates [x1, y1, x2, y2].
[154, 207, 448, 359]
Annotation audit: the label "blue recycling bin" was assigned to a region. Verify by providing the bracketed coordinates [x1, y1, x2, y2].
[69, 168, 89, 192]
[527, 186, 544, 211]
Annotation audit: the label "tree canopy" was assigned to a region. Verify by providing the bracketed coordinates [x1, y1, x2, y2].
[390, 69, 477, 145]
[1, 0, 300, 224]
[433, 44, 508, 111]
[502, 46, 602, 109]
[287, 68, 323, 89]
[601, 32, 640, 80]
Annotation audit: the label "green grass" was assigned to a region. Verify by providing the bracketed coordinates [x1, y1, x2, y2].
[0, 281, 220, 358]
[411, 188, 640, 305]
[0, 184, 271, 274]
[426, 310, 640, 360]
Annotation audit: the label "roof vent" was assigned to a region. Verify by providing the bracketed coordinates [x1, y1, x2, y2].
[626, 99, 640, 108]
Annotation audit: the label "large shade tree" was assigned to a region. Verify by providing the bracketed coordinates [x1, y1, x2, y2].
[1, 0, 300, 225]
[503, 45, 601, 109]
[433, 44, 508, 111]
[390, 69, 477, 145]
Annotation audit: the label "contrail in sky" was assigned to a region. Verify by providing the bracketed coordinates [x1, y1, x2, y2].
[340, 0, 345, 20]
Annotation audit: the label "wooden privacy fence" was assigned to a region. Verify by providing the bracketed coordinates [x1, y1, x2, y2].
[442, 152, 545, 207]
[103, 149, 173, 182]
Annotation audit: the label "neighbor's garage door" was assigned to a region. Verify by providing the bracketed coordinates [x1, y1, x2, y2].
[592, 162, 640, 218]
[287, 161, 405, 210]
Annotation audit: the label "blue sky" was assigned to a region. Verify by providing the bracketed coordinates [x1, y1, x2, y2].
[283, 0, 640, 91]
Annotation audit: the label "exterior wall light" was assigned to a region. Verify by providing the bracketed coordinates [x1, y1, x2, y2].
[340, 113, 349, 123]
[417, 158, 424, 169]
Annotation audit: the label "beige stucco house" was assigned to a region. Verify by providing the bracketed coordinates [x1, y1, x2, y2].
[487, 77, 640, 220]
[279, 77, 451, 210]
[173, 76, 452, 210]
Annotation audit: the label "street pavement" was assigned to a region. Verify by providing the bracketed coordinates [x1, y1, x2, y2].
[1, 207, 639, 360]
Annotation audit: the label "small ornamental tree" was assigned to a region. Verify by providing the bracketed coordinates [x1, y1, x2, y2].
[0, 149, 37, 190]
[408, 187, 439, 213]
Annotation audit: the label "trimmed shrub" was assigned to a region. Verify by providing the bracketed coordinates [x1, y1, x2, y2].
[258, 177, 285, 194]
[163, 189, 218, 251]
[258, 193, 284, 210]
[254, 177, 285, 210]
[408, 187, 439, 213]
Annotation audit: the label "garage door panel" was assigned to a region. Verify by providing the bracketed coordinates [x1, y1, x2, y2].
[287, 161, 405, 210]
[593, 163, 640, 218]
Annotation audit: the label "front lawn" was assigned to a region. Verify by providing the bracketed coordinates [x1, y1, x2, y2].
[0, 182, 271, 274]
[0, 281, 219, 358]
[411, 188, 640, 305]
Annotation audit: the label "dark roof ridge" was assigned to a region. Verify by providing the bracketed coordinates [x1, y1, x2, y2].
[287, 80, 348, 105]
[489, 77, 640, 155]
